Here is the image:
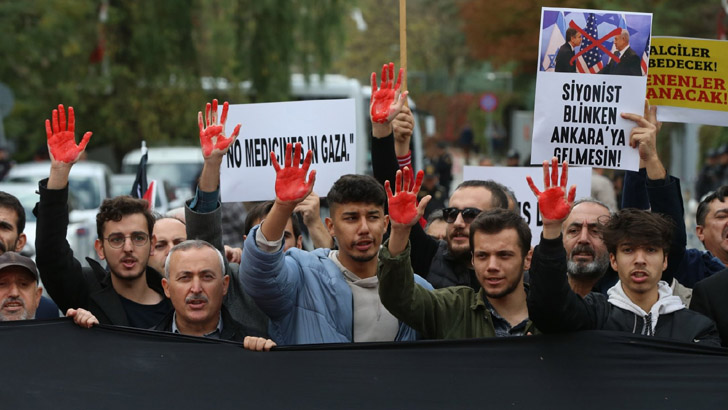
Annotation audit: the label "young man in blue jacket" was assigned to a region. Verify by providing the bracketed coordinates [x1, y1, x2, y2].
[240, 142, 432, 345]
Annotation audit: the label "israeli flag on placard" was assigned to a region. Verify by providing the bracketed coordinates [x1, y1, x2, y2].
[541, 11, 566, 72]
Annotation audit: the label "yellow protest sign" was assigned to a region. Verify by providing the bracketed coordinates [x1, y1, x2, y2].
[647, 37, 728, 126]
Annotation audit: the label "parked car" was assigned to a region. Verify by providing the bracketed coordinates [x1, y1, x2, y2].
[4, 161, 113, 264]
[110, 174, 171, 215]
[121, 147, 203, 208]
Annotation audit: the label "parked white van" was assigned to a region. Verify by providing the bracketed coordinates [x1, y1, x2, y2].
[121, 146, 203, 208]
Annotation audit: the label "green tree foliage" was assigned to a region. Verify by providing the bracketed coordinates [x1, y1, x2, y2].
[334, 0, 469, 95]
[0, 0, 349, 162]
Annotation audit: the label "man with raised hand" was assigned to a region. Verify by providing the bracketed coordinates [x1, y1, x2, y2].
[619, 101, 725, 295]
[370, 62, 510, 290]
[184, 99, 269, 337]
[526, 158, 720, 346]
[240, 140, 432, 345]
[35, 104, 171, 327]
[378, 168, 537, 339]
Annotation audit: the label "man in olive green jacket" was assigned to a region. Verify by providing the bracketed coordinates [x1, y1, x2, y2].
[378, 169, 537, 340]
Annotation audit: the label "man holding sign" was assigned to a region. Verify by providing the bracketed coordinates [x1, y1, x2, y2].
[526, 158, 720, 346]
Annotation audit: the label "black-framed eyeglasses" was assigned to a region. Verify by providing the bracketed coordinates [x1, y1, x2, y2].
[104, 232, 150, 249]
[442, 207, 481, 224]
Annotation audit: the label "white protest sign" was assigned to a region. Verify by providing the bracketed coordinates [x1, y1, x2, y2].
[533, 7, 653, 171]
[220, 99, 356, 202]
[463, 166, 592, 246]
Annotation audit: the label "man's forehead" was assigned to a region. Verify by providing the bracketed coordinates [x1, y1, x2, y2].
[450, 187, 492, 209]
[707, 198, 728, 215]
[335, 203, 383, 215]
[565, 203, 609, 225]
[154, 219, 187, 238]
[103, 213, 149, 234]
[0, 206, 18, 222]
[472, 229, 520, 251]
[169, 247, 222, 273]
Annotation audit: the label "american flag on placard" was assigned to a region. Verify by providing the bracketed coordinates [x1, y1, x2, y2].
[641, 34, 650, 75]
[576, 13, 604, 74]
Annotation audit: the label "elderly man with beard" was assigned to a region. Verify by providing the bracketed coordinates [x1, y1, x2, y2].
[0, 252, 42, 321]
[562, 199, 612, 297]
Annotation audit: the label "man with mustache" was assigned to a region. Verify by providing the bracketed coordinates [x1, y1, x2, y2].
[68, 239, 275, 350]
[156, 240, 273, 348]
[562, 199, 612, 297]
[35, 104, 172, 327]
[527, 159, 719, 346]
[0, 191, 59, 318]
[0, 252, 42, 321]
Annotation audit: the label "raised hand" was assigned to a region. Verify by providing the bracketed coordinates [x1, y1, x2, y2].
[370, 62, 407, 124]
[622, 99, 660, 166]
[198, 99, 241, 157]
[385, 167, 430, 226]
[45, 104, 92, 164]
[526, 157, 576, 221]
[271, 142, 316, 203]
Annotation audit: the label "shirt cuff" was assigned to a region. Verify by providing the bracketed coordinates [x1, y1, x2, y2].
[397, 150, 412, 170]
[255, 223, 284, 253]
[189, 186, 219, 213]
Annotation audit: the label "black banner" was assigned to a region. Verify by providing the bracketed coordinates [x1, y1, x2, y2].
[2, 319, 727, 409]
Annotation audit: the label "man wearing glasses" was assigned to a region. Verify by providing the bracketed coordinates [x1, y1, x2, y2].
[35, 104, 172, 327]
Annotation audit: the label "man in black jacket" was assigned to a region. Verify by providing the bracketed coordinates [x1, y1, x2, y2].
[526, 160, 720, 346]
[68, 239, 275, 350]
[598, 29, 642, 76]
[36, 104, 172, 327]
[554, 27, 582, 73]
[369, 73, 509, 289]
[691, 270, 728, 347]
[155, 240, 274, 349]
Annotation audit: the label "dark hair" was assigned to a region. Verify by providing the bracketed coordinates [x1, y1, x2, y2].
[696, 186, 728, 226]
[455, 180, 509, 210]
[426, 209, 445, 227]
[602, 209, 673, 255]
[327, 174, 386, 212]
[469, 209, 531, 257]
[0, 191, 25, 234]
[244, 201, 274, 235]
[566, 27, 578, 42]
[243, 200, 302, 239]
[96, 196, 155, 240]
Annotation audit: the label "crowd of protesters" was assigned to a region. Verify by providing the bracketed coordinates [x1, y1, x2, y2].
[1, 62, 727, 353]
